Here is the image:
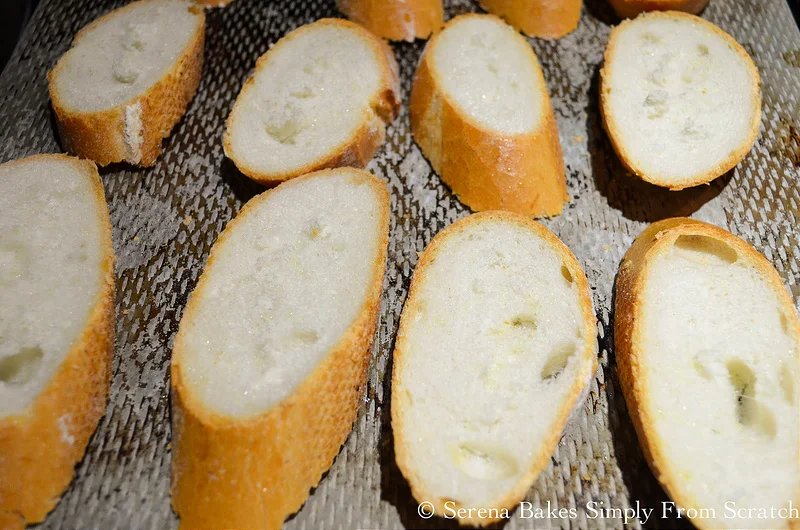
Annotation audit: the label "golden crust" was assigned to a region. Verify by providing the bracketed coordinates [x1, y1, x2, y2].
[223, 18, 401, 186]
[0, 511, 23, 530]
[410, 14, 568, 218]
[193, 0, 233, 7]
[614, 217, 800, 530]
[170, 168, 390, 530]
[391, 211, 597, 527]
[608, 0, 708, 18]
[336, 0, 444, 42]
[599, 11, 761, 190]
[0, 154, 115, 526]
[48, 1, 205, 167]
[478, 0, 582, 39]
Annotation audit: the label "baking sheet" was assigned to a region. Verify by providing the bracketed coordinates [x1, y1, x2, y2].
[1, 0, 799, 528]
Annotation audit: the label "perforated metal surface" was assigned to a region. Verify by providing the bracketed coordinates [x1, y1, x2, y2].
[0, 0, 798, 528]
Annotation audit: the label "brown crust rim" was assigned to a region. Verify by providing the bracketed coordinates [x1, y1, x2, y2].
[336, 0, 444, 42]
[194, 0, 234, 7]
[477, 0, 582, 39]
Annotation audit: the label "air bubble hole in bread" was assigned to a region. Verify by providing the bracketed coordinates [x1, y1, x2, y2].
[0, 155, 114, 527]
[392, 212, 597, 526]
[600, 12, 761, 189]
[224, 19, 400, 185]
[171, 168, 389, 529]
[0, 347, 43, 386]
[410, 14, 568, 217]
[615, 218, 800, 529]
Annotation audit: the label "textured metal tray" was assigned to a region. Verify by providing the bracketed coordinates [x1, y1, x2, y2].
[1, 0, 798, 528]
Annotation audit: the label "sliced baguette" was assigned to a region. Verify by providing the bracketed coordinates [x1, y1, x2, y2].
[411, 14, 568, 218]
[478, 0, 582, 39]
[615, 218, 800, 529]
[170, 168, 390, 529]
[600, 11, 761, 189]
[224, 19, 400, 186]
[336, 0, 444, 42]
[608, 0, 708, 18]
[392, 211, 597, 526]
[0, 155, 115, 526]
[48, 0, 205, 167]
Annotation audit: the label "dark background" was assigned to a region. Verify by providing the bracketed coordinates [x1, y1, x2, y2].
[1, 0, 39, 74]
[1, 0, 799, 75]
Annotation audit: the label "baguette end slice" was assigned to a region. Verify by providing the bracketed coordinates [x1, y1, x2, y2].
[600, 11, 761, 190]
[608, 0, 709, 18]
[615, 218, 800, 529]
[48, 0, 205, 167]
[170, 168, 390, 529]
[410, 14, 568, 217]
[0, 155, 115, 525]
[477, 0, 582, 39]
[336, 0, 444, 42]
[392, 211, 597, 526]
[223, 19, 400, 186]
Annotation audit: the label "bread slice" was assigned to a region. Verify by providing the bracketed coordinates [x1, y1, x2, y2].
[600, 11, 760, 189]
[48, 0, 205, 167]
[336, 0, 444, 42]
[411, 14, 568, 218]
[608, 0, 708, 18]
[477, 0, 582, 39]
[615, 218, 800, 529]
[0, 155, 115, 527]
[392, 211, 597, 526]
[170, 167, 390, 529]
[224, 19, 400, 186]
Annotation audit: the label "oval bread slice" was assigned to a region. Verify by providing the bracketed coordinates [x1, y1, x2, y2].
[170, 168, 390, 529]
[0, 155, 115, 527]
[48, 0, 205, 167]
[392, 211, 597, 526]
[336, 0, 444, 42]
[615, 218, 800, 529]
[477, 0, 582, 39]
[410, 14, 568, 217]
[224, 19, 400, 185]
[600, 11, 761, 189]
[608, 0, 709, 19]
